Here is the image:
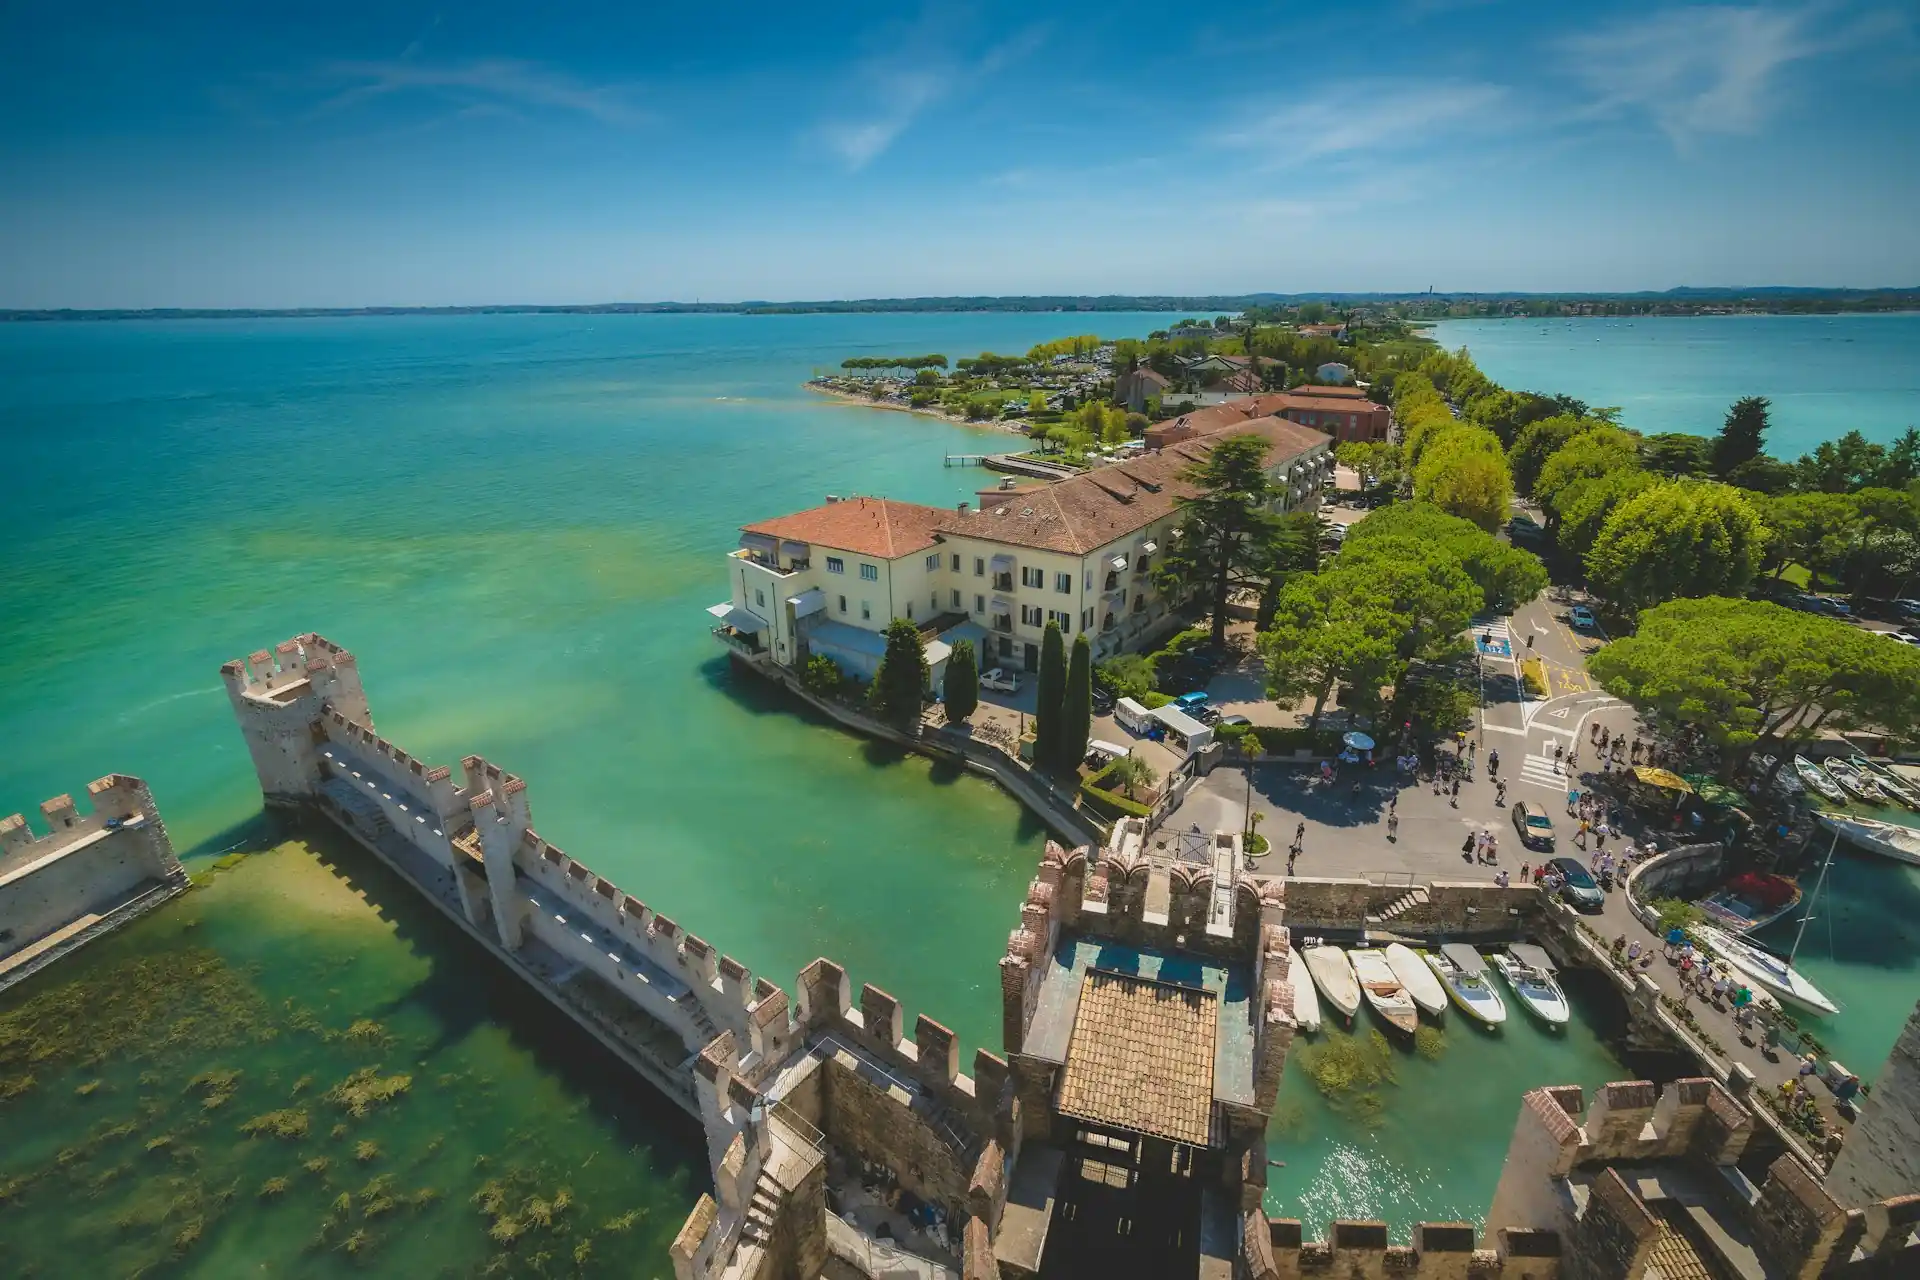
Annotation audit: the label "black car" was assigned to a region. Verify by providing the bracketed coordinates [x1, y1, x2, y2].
[1544, 857, 1606, 913]
[1091, 686, 1115, 715]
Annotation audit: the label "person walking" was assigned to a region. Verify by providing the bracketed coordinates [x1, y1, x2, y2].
[1449, 777, 1460, 808]
[1495, 779, 1507, 805]
[1386, 810, 1399, 842]
[1495, 869, 1510, 887]
[1488, 749, 1500, 777]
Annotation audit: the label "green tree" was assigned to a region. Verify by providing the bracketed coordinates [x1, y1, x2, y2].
[1711, 396, 1769, 478]
[868, 618, 929, 723]
[1555, 468, 1659, 561]
[1156, 433, 1307, 648]
[1534, 426, 1641, 517]
[1642, 432, 1714, 478]
[1761, 492, 1862, 584]
[802, 653, 845, 697]
[1726, 454, 1797, 494]
[1796, 429, 1892, 493]
[943, 639, 979, 723]
[1508, 415, 1588, 497]
[1095, 653, 1155, 702]
[1342, 502, 1546, 614]
[1588, 597, 1920, 779]
[1054, 635, 1093, 774]
[1259, 571, 1400, 727]
[1411, 429, 1514, 532]
[1033, 621, 1066, 769]
[1585, 481, 1768, 613]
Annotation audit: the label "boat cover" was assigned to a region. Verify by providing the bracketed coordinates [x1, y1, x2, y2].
[1508, 943, 1558, 973]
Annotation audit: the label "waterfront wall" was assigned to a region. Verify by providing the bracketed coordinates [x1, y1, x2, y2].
[1827, 999, 1920, 1209]
[0, 774, 189, 991]
[1281, 875, 1543, 936]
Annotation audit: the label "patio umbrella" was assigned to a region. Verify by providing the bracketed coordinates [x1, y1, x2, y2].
[1631, 766, 1693, 793]
[1683, 774, 1743, 808]
[1343, 732, 1375, 751]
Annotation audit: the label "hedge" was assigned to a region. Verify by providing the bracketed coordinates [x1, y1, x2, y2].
[1081, 758, 1152, 819]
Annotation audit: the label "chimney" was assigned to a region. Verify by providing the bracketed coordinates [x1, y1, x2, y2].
[825, 494, 841, 504]
[956, 502, 970, 515]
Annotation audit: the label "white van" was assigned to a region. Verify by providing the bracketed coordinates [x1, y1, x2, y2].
[1114, 697, 1153, 735]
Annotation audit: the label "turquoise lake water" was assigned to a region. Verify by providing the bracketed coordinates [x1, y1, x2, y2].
[1431, 313, 1920, 457]
[1, 312, 1914, 1264]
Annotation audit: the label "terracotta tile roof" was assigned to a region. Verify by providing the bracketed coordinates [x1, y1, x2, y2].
[1295, 383, 1369, 399]
[742, 496, 950, 560]
[935, 417, 1326, 555]
[1055, 969, 1218, 1148]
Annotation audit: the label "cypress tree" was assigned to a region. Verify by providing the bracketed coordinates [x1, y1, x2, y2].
[868, 618, 929, 724]
[1056, 633, 1093, 774]
[1712, 396, 1769, 478]
[1033, 621, 1065, 767]
[944, 639, 979, 723]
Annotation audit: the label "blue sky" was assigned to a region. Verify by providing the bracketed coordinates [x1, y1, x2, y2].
[1, 1, 1916, 307]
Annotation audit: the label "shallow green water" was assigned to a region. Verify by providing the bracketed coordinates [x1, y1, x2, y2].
[0, 832, 703, 1279]
[0, 312, 1643, 1256]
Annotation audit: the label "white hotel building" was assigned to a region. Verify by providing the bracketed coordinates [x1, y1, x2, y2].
[709, 418, 1332, 686]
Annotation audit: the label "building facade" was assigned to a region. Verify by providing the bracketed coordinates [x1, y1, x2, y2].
[712, 421, 1334, 681]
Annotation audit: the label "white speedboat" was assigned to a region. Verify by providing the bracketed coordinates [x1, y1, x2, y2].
[1302, 945, 1361, 1023]
[1348, 948, 1419, 1035]
[1286, 946, 1322, 1033]
[1490, 944, 1571, 1028]
[1384, 943, 1448, 1020]
[1795, 756, 1846, 803]
[1428, 944, 1507, 1028]
[1823, 757, 1883, 803]
[1853, 755, 1920, 810]
[1817, 813, 1920, 867]
[1696, 926, 1840, 1016]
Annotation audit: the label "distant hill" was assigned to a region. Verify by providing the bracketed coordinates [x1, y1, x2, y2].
[3, 287, 1917, 322]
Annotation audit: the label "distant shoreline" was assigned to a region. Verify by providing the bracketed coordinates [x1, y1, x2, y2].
[803, 382, 1027, 436]
[4, 290, 1919, 324]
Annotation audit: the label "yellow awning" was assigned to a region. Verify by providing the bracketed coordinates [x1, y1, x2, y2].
[1632, 766, 1693, 793]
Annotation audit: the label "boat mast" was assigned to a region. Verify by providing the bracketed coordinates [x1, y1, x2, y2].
[1788, 828, 1841, 965]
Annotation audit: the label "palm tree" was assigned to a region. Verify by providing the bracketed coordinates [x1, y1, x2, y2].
[1107, 754, 1157, 800]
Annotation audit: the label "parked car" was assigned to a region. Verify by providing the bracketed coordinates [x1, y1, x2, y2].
[1544, 857, 1606, 912]
[1512, 801, 1556, 851]
[981, 668, 1020, 693]
[1569, 605, 1597, 630]
[1217, 714, 1252, 728]
[1091, 686, 1115, 715]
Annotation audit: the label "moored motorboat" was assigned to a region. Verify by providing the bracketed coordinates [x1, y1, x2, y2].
[1427, 944, 1507, 1027]
[1489, 944, 1571, 1027]
[1852, 755, 1920, 810]
[1302, 945, 1361, 1023]
[1817, 813, 1920, 867]
[1348, 948, 1419, 1035]
[1384, 943, 1447, 1020]
[1286, 946, 1322, 1033]
[1695, 872, 1802, 934]
[1823, 756, 1883, 802]
[1696, 926, 1840, 1016]
[1795, 756, 1846, 803]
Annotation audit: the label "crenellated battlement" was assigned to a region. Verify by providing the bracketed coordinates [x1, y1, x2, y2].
[1, 773, 187, 991]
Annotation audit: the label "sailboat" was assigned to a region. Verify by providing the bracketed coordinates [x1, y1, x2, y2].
[1703, 829, 1844, 1017]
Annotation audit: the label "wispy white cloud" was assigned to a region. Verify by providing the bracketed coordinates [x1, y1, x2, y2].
[1561, 3, 1892, 147]
[1216, 81, 1509, 166]
[813, 25, 1048, 172]
[311, 58, 648, 127]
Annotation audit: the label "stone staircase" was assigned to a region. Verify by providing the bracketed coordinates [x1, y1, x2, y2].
[1367, 885, 1429, 926]
[741, 1172, 783, 1247]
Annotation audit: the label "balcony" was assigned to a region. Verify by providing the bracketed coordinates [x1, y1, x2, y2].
[730, 547, 801, 577]
[991, 614, 1014, 635]
[992, 573, 1014, 593]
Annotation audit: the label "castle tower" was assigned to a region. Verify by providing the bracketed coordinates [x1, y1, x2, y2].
[220, 635, 368, 807]
[1827, 997, 1920, 1207]
[465, 756, 527, 951]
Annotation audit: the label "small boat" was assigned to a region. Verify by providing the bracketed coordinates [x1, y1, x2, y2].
[1852, 755, 1920, 810]
[1695, 872, 1803, 934]
[1348, 948, 1419, 1035]
[1795, 756, 1846, 803]
[1823, 756, 1883, 802]
[1489, 944, 1571, 1027]
[1302, 945, 1361, 1023]
[1286, 946, 1322, 1033]
[1818, 812, 1920, 867]
[1427, 944, 1507, 1027]
[1696, 926, 1840, 1016]
[1384, 944, 1448, 1020]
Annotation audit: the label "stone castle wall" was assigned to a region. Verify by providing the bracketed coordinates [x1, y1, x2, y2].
[1827, 1000, 1920, 1209]
[0, 774, 187, 986]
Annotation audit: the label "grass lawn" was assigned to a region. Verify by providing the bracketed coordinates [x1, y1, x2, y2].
[1777, 563, 1812, 589]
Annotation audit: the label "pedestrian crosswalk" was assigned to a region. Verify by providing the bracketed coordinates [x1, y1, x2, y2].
[1475, 617, 1514, 657]
[1517, 752, 1570, 791]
